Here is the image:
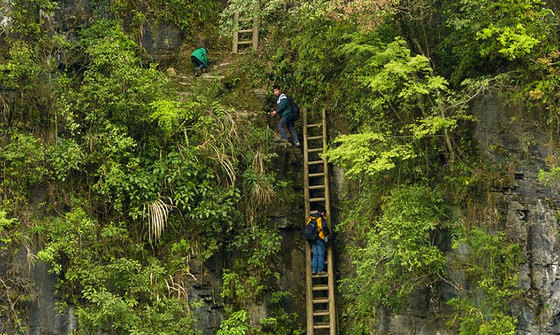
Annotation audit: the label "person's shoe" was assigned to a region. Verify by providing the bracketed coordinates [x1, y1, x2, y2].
[318, 271, 327, 275]
[194, 68, 201, 77]
[292, 142, 301, 148]
[312, 272, 317, 275]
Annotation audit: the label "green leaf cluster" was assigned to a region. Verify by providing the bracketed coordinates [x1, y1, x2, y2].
[447, 227, 522, 334]
[340, 185, 447, 333]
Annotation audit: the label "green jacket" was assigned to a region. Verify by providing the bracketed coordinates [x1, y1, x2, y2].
[276, 94, 292, 118]
[191, 48, 208, 67]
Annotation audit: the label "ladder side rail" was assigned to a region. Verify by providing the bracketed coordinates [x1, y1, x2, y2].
[232, 12, 239, 53]
[322, 108, 337, 335]
[252, 1, 260, 50]
[303, 108, 314, 335]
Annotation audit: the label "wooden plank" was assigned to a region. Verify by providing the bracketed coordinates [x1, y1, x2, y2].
[307, 123, 322, 128]
[312, 285, 329, 291]
[238, 40, 253, 45]
[314, 323, 330, 330]
[238, 29, 254, 33]
[308, 148, 323, 153]
[312, 272, 328, 278]
[313, 298, 329, 304]
[309, 172, 325, 178]
[309, 185, 325, 190]
[309, 160, 323, 165]
[309, 197, 326, 202]
[308, 135, 323, 141]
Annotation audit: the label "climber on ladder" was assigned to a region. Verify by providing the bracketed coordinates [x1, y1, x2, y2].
[305, 206, 330, 275]
[270, 84, 300, 148]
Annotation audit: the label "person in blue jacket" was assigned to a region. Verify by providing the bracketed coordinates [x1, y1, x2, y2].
[191, 47, 208, 77]
[270, 85, 300, 148]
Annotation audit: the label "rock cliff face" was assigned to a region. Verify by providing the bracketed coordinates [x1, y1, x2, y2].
[474, 97, 559, 335]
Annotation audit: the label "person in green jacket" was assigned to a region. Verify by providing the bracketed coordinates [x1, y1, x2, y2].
[270, 84, 300, 148]
[191, 47, 208, 77]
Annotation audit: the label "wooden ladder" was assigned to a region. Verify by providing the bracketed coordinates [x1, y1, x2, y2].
[232, 4, 259, 53]
[303, 108, 337, 335]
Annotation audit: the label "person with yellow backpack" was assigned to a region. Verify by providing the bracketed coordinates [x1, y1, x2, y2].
[305, 206, 330, 275]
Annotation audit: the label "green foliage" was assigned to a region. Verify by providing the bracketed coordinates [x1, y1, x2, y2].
[439, 0, 555, 83]
[352, 38, 449, 124]
[538, 167, 560, 187]
[340, 185, 447, 332]
[216, 310, 249, 335]
[35, 208, 200, 334]
[259, 291, 304, 335]
[447, 227, 522, 334]
[0, 2, 282, 332]
[149, 100, 197, 137]
[327, 132, 416, 178]
[0, 132, 47, 205]
[222, 225, 281, 307]
[8, 0, 59, 39]
[91, 0, 218, 33]
[47, 139, 83, 181]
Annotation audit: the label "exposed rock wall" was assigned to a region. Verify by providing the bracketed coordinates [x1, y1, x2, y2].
[474, 97, 559, 334]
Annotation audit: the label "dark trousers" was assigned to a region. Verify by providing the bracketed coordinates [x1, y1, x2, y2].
[191, 56, 206, 70]
[278, 116, 299, 145]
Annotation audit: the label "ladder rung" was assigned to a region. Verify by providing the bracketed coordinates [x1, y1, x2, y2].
[309, 173, 325, 178]
[308, 160, 324, 165]
[313, 310, 330, 316]
[312, 285, 329, 291]
[308, 135, 323, 141]
[308, 148, 324, 153]
[238, 40, 253, 45]
[309, 197, 326, 202]
[238, 29, 254, 33]
[314, 322, 330, 329]
[313, 298, 329, 304]
[307, 123, 322, 128]
[309, 185, 325, 190]
[312, 272, 328, 278]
